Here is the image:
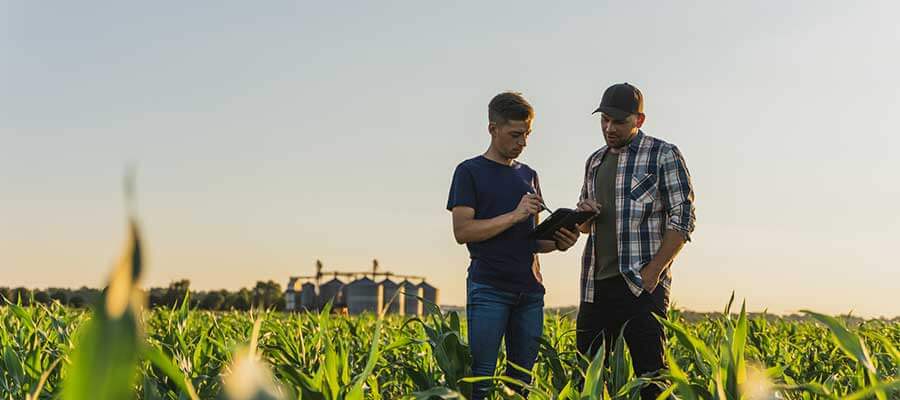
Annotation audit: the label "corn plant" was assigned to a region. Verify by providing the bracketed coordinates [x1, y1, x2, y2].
[2, 176, 899, 399]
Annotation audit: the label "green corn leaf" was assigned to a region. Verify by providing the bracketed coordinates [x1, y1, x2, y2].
[409, 386, 466, 399]
[62, 306, 141, 400]
[581, 337, 607, 399]
[322, 341, 340, 399]
[656, 314, 717, 378]
[841, 379, 900, 400]
[63, 216, 144, 400]
[347, 318, 384, 400]
[802, 310, 876, 374]
[144, 345, 199, 400]
[609, 323, 634, 395]
[664, 346, 698, 400]
[4, 299, 35, 331]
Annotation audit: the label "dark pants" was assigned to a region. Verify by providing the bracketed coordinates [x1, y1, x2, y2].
[576, 275, 669, 400]
[466, 279, 544, 400]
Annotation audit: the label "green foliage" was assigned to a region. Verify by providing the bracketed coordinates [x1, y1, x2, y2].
[3, 179, 897, 399]
[3, 298, 899, 399]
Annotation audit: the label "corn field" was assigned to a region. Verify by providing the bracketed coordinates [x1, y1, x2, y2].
[1, 190, 898, 399]
[2, 285, 899, 400]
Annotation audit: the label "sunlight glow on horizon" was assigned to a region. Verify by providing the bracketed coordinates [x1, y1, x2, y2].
[2, 1, 899, 318]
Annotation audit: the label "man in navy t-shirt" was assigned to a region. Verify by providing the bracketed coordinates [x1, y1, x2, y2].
[446, 92, 579, 399]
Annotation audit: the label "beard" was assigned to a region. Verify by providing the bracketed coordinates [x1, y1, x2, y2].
[605, 131, 636, 149]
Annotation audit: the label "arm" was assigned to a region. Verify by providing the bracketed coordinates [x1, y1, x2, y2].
[640, 229, 687, 292]
[658, 145, 696, 241]
[451, 206, 522, 244]
[641, 145, 696, 292]
[448, 164, 535, 244]
[451, 193, 541, 244]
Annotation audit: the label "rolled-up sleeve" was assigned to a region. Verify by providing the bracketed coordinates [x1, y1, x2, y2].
[659, 145, 696, 241]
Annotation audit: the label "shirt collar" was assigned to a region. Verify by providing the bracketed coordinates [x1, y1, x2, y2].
[627, 130, 645, 153]
[589, 130, 645, 171]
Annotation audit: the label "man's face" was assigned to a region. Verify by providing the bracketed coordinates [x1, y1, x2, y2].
[489, 119, 532, 159]
[600, 113, 644, 149]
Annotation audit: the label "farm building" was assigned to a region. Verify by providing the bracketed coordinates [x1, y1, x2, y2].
[284, 260, 436, 316]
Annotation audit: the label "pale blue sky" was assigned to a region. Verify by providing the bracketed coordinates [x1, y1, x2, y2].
[2, 2, 898, 317]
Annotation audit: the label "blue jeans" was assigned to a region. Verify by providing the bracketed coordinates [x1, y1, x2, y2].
[466, 279, 544, 400]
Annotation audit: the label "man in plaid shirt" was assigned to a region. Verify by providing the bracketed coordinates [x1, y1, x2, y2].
[573, 83, 696, 400]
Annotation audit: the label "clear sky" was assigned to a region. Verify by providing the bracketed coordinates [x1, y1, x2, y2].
[2, 2, 898, 317]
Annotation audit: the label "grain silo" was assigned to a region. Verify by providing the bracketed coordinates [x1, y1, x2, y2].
[284, 277, 299, 311]
[340, 283, 349, 307]
[401, 279, 424, 316]
[379, 278, 404, 315]
[418, 281, 439, 315]
[286, 260, 438, 314]
[318, 278, 344, 308]
[299, 282, 317, 310]
[346, 277, 382, 315]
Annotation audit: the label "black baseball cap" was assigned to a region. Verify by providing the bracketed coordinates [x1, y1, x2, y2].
[592, 83, 643, 120]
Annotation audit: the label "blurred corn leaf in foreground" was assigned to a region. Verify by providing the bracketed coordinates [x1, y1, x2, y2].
[62, 218, 144, 400]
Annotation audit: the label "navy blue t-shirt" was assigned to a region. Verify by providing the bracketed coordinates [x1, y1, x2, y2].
[446, 155, 545, 293]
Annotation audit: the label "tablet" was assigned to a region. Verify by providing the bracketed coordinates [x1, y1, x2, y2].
[528, 208, 596, 240]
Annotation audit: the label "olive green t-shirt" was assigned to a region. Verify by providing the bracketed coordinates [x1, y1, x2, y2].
[592, 151, 620, 281]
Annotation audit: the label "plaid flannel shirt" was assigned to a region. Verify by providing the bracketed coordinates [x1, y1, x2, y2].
[579, 130, 696, 302]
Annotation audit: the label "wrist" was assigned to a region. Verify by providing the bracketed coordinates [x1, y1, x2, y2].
[506, 210, 524, 225]
[644, 261, 663, 275]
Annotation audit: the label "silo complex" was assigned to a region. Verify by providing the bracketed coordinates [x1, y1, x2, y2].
[379, 278, 404, 315]
[401, 280, 424, 316]
[418, 281, 439, 315]
[346, 277, 383, 315]
[284, 263, 437, 316]
[299, 282, 317, 310]
[318, 278, 344, 308]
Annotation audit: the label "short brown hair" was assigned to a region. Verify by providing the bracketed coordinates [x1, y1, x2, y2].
[488, 92, 533, 125]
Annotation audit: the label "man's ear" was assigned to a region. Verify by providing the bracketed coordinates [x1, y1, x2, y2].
[634, 113, 646, 128]
[488, 121, 497, 136]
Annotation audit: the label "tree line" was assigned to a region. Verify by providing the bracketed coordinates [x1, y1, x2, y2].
[0, 279, 286, 311]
